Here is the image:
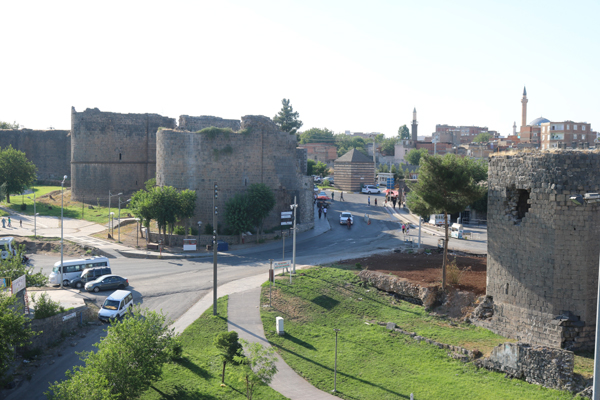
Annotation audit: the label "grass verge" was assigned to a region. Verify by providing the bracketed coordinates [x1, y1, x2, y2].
[140, 296, 287, 400]
[260, 265, 576, 400]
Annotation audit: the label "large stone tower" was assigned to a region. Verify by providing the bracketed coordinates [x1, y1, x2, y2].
[521, 86, 528, 128]
[477, 150, 600, 350]
[411, 107, 418, 141]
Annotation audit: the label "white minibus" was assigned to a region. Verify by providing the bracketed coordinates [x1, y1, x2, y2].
[48, 256, 111, 286]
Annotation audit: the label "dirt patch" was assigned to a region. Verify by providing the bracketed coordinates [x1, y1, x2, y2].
[12, 238, 97, 258]
[339, 251, 487, 295]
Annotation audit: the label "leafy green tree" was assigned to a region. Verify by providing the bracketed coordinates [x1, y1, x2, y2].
[405, 148, 429, 165]
[235, 339, 278, 400]
[31, 292, 65, 319]
[0, 292, 36, 384]
[225, 193, 253, 237]
[0, 244, 47, 287]
[46, 366, 116, 400]
[144, 178, 156, 191]
[176, 189, 197, 236]
[0, 121, 20, 130]
[473, 132, 492, 143]
[247, 183, 276, 240]
[298, 127, 334, 144]
[273, 99, 303, 134]
[398, 125, 410, 139]
[214, 331, 242, 384]
[0, 145, 37, 203]
[47, 307, 178, 400]
[128, 189, 153, 238]
[374, 133, 385, 143]
[380, 137, 397, 156]
[312, 161, 329, 177]
[335, 135, 368, 157]
[306, 159, 316, 176]
[406, 153, 487, 289]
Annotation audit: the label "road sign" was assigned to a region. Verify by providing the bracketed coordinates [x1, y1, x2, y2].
[273, 260, 291, 269]
[281, 221, 293, 225]
[281, 211, 292, 218]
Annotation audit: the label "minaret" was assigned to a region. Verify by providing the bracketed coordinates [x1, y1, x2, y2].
[513, 122, 516, 135]
[521, 86, 528, 128]
[411, 107, 418, 141]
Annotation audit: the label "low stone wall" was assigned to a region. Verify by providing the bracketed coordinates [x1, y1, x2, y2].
[23, 306, 95, 351]
[358, 270, 442, 308]
[475, 342, 575, 391]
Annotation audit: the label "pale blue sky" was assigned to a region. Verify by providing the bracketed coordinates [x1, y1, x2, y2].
[1, 0, 598, 138]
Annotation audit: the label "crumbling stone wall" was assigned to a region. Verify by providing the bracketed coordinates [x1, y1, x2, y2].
[0, 129, 70, 183]
[178, 115, 240, 131]
[156, 115, 313, 231]
[479, 150, 600, 350]
[71, 107, 175, 204]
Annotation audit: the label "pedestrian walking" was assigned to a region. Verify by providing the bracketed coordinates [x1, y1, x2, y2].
[332, 192, 335, 201]
[402, 224, 406, 234]
[1, 218, 5, 228]
[7, 217, 11, 227]
[314, 193, 317, 204]
[340, 192, 344, 201]
[406, 225, 410, 235]
[318, 208, 322, 219]
[323, 206, 328, 219]
[374, 198, 377, 206]
[368, 196, 371, 206]
[392, 197, 397, 209]
[19, 219, 22, 228]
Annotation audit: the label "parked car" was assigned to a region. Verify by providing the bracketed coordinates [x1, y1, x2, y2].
[340, 212, 354, 225]
[98, 290, 134, 322]
[70, 266, 112, 289]
[323, 176, 334, 185]
[85, 274, 129, 293]
[313, 185, 319, 192]
[361, 185, 380, 194]
[313, 176, 322, 183]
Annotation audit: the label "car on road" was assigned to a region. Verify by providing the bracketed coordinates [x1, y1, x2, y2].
[85, 274, 129, 293]
[340, 212, 354, 225]
[317, 191, 330, 200]
[70, 266, 112, 289]
[323, 176, 334, 185]
[314, 185, 319, 192]
[361, 185, 380, 194]
[98, 290, 134, 322]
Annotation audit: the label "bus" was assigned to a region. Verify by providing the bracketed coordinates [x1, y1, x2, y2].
[48, 256, 111, 286]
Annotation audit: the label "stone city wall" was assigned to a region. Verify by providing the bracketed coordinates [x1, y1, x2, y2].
[480, 150, 600, 350]
[0, 129, 70, 183]
[178, 115, 240, 132]
[23, 305, 95, 351]
[156, 115, 313, 232]
[71, 107, 175, 204]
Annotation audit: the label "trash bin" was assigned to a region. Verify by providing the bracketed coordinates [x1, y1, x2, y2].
[276, 316, 284, 336]
[217, 241, 228, 251]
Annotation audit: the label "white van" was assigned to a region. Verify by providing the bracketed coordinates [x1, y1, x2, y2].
[429, 214, 450, 226]
[98, 290, 134, 322]
[48, 256, 110, 286]
[450, 223, 464, 239]
[0, 237, 16, 260]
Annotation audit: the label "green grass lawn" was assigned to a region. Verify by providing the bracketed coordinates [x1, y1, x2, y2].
[260, 265, 577, 400]
[140, 296, 288, 400]
[2, 186, 113, 225]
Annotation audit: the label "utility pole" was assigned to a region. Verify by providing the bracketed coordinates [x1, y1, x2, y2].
[291, 196, 298, 275]
[213, 182, 218, 316]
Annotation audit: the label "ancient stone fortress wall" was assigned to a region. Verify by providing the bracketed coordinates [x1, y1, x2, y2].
[480, 150, 600, 350]
[0, 129, 70, 183]
[70, 107, 175, 204]
[178, 115, 240, 132]
[156, 115, 313, 232]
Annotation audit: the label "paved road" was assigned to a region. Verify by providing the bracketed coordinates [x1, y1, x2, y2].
[2, 191, 488, 399]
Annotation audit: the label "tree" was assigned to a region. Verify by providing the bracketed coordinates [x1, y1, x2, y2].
[406, 153, 487, 289]
[380, 137, 397, 156]
[335, 134, 368, 157]
[225, 193, 253, 237]
[0, 293, 36, 384]
[246, 183, 276, 241]
[398, 125, 410, 139]
[128, 189, 153, 238]
[306, 159, 316, 176]
[0, 121, 20, 130]
[298, 127, 334, 145]
[273, 99, 303, 134]
[47, 307, 178, 400]
[312, 161, 329, 177]
[405, 148, 429, 166]
[235, 339, 278, 400]
[0, 244, 47, 287]
[176, 189, 197, 236]
[214, 331, 242, 384]
[0, 145, 37, 203]
[473, 132, 492, 143]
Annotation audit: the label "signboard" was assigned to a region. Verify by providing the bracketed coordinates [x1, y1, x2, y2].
[11, 275, 26, 294]
[387, 178, 394, 188]
[281, 221, 293, 225]
[273, 260, 291, 269]
[62, 312, 76, 322]
[281, 212, 292, 218]
[0, 277, 9, 292]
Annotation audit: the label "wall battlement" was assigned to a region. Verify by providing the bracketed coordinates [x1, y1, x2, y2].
[479, 150, 600, 350]
[178, 115, 240, 132]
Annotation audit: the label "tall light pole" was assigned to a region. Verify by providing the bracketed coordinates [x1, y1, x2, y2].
[60, 175, 67, 289]
[135, 218, 140, 248]
[27, 189, 37, 238]
[291, 196, 298, 275]
[108, 191, 122, 238]
[213, 182, 218, 316]
[118, 197, 130, 243]
[332, 328, 340, 393]
[110, 212, 115, 237]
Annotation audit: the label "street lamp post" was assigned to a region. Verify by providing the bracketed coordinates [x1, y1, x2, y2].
[60, 175, 67, 289]
[291, 196, 298, 276]
[135, 218, 140, 248]
[118, 197, 130, 243]
[213, 182, 218, 316]
[332, 328, 340, 393]
[27, 190, 37, 238]
[108, 191, 122, 238]
[110, 212, 115, 237]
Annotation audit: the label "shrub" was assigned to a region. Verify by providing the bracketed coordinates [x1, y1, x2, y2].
[173, 226, 185, 235]
[446, 256, 471, 285]
[20, 203, 27, 211]
[32, 292, 65, 319]
[189, 226, 198, 236]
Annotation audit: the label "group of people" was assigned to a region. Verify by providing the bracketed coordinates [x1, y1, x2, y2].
[1, 217, 22, 229]
[385, 195, 398, 209]
[401, 223, 410, 235]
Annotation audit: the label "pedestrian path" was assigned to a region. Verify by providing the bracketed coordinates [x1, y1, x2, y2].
[228, 288, 338, 400]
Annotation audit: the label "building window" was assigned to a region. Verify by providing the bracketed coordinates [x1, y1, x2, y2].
[583, 125, 586, 131]
[574, 125, 578, 130]
[574, 134, 578, 139]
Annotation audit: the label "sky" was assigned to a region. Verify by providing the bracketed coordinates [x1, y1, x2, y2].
[1, 0, 598, 138]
